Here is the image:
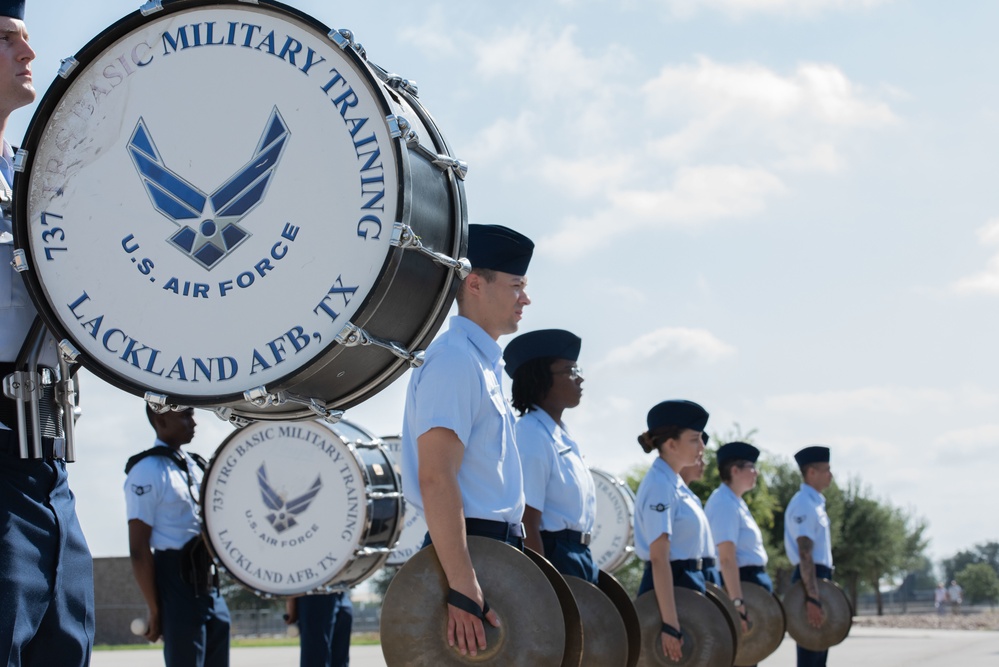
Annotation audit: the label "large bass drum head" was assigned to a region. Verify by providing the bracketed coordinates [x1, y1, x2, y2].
[589, 468, 635, 572]
[14, 1, 465, 419]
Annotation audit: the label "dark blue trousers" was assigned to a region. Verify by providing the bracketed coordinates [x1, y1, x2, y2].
[738, 565, 774, 593]
[703, 565, 722, 587]
[0, 457, 94, 667]
[298, 593, 352, 667]
[638, 560, 706, 596]
[540, 532, 598, 584]
[792, 564, 833, 667]
[154, 549, 230, 667]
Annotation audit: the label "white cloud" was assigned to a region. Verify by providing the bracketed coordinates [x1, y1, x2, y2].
[954, 219, 999, 295]
[597, 327, 736, 371]
[765, 385, 999, 417]
[662, 0, 898, 19]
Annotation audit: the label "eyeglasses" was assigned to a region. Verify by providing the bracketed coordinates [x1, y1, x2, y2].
[554, 365, 583, 381]
[736, 462, 757, 472]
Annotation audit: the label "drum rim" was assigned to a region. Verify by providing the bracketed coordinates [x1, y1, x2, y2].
[198, 417, 389, 597]
[12, 0, 462, 412]
[589, 467, 636, 572]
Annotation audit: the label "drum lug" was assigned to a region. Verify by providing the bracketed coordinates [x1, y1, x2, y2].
[432, 155, 469, 180]
[329, 29, 366, 60]
[242, 386, 345, 423]
[12, 149, 27, 173]
[336, 322, 425, 368]
[212, 407, 253, 429]
[143, 392, 186, 415]
[386, 75, 419, 98]
[386, 114, 411, 140]
[57, 57, 78, 79]
[11, 249, 28, 273]
[139, 1, 164, 17]
[58, 340, 80, 365]
[391, 222, 471, 280]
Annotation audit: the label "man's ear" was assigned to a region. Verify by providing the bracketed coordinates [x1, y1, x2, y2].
[462, 271, 483, 297]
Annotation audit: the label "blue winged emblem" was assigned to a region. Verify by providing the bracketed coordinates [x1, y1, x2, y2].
[127, 107, 291, 269]
[256, 464, 323, 534]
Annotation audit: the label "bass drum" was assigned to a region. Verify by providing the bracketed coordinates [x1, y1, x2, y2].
[380, 434, 428, 567]
[589, 468, 636, 572]
[201, 417, 403, 596]
[13, 0, 467, 421]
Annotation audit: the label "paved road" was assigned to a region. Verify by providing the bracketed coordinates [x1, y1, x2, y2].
[93, 627, 999, 666]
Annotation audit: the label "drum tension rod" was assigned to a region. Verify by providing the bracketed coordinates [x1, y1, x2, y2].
[335, 323, 426, 368]
[212, 407, 253, 429]
[242, 387, 345, 424]
[143, 392, 188, 415]
[391, 223, 471, 280]
[386, 116, 469, 181]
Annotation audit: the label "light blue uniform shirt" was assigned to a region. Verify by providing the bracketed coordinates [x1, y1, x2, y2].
[516, 408, 595, 533]
[124, 440, 204, 550]
[784, 483, 833, 568]
[401, 316, 524, 525]
[705, 483, 768, 567]
[634, 457, 713, 562]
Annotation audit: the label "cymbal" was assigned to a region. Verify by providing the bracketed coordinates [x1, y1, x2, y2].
[565, 577, 629, 667]
[598, 570, 641, 667]
[523, 548, 584, 667]
[783, 578, 853, 652]
[635, 588, 736, 667]
[380, 537, 566, 666]
[734, 582, 785, 667]
[704, 582, 740, 653]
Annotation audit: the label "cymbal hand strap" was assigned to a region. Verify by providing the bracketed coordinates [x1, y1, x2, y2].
[447, 588, 491, 620]
[806, 595, 823, 609]
[661, 622, 683, 640]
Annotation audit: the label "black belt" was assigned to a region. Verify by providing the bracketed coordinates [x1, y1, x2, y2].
[465, 518, 524, 540]
[702, 557, 716, 569]
[0, 429, 66, 460]
[739, 565, 766, 575]
[671, 558, 704, 571]
[541, 528, 592, 546]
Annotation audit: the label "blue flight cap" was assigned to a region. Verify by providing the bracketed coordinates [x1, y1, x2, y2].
[503, 329, 581, 378]
[717, 441, 760, 467]
[794, 445, 830, 467]
[467, 224, 534, 276]
[646, 400, 709, 432]
[0, 1, 24, 19]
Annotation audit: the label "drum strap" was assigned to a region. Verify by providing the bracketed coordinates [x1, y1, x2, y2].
[124, 447, 207, 475]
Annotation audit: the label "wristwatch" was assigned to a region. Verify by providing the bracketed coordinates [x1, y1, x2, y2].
[732, 598, 744, 607]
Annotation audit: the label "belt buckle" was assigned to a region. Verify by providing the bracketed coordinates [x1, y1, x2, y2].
[51, 437, 67, 460]
[580, 532, 591, 546]
[694, 558, 703, 571]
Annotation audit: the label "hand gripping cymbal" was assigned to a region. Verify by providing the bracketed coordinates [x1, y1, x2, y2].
[635, 588, 736, 667]
[597, 570, 641, 667]
[783, 579, 852, 652]
[380, 537, 567, 666]
[734, 582, 785, 667]
[522, 548, 584, 667]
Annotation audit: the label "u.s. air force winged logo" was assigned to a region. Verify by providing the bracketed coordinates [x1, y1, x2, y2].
[256, 464, 322, 534]
[127, 106, 290, 270]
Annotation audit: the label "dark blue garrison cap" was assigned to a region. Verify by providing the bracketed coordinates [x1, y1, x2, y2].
[717, 441, 760, 467]
[646, 400, 709, 432]
[794, 446, 830, 467]
[467, 224, 534, 276]
[503, 329, 581, 378]
[0, 1, 24, 19]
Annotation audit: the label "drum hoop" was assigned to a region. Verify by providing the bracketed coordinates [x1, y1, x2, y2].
[199, 418, 386, 596]
[12, 0, 457, 410]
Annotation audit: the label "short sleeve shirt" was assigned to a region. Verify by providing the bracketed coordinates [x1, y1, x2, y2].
[784, 483, 833, 568]
[516, 408, 595, 533]
[634, 457, 713, 562]
[124, 441, 203, 550]
[400, 316, 524, 524]
[705, 484, 768, 567]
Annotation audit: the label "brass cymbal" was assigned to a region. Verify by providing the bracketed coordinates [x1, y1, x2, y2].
[380, 537, 566, 666]
[598, 570, 641, 667]
[523, 548, 584, 667]
[704, 582, 740, 654]
[783, 578, 852, 652]
[565, 577, 629, 667]
[734, 582, 785, 667]
[635, 588, 736, 667]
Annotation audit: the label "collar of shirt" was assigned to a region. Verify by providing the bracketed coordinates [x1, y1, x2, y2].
[449, 315, 504, 379]
[652, 456, 682, 490]
[720, 481, 747, 508]
[799, 482, 825, 507]
[527, 405, 572, 446]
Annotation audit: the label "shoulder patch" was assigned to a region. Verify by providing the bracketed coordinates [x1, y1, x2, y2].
[794, 515, 805, 524]
[132, 484, 152, 496]
[650, 503, 669, 513]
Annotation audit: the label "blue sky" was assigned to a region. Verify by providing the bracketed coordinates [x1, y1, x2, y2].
[11, 0, 998, 568]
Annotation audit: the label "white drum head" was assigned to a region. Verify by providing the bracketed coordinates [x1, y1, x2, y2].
[589, 468, 636, 573]
[202, 419, 370, 596]
[380, 435, 428, 567]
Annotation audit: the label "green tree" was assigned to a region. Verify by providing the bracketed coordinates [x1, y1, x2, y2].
[956, 562, 999, 608]
[943, 542, 999, 582]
